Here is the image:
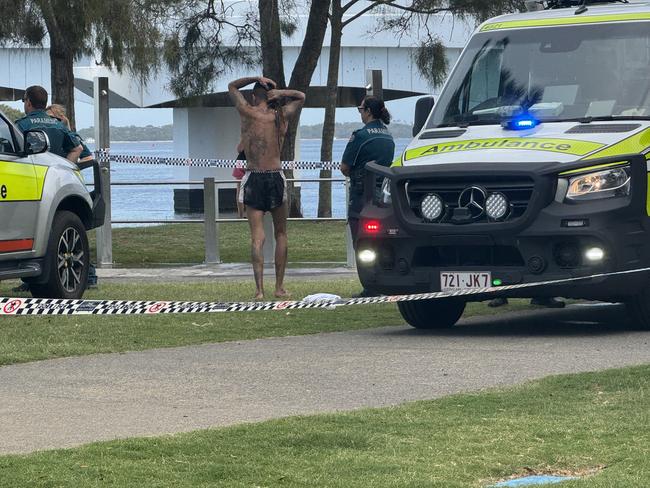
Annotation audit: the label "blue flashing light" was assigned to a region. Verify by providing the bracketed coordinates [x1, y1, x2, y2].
[502, 114, 540, 131]
[515, 118, 535, 128]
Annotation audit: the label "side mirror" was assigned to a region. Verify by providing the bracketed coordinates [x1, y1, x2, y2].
[24, 130, 49, 155]
[413, 96, 435, 137]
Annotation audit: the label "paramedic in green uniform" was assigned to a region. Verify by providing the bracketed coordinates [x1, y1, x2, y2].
[340, 96, 395, 241]
[16, 86, 82, 162]
[47, 104, 94, 162]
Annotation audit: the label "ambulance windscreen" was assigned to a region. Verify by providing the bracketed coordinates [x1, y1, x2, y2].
[428, 22, 650, 129]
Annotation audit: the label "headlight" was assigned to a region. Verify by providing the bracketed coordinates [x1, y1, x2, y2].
[381, 177, 392, 205]
[565, 166, 631, 201]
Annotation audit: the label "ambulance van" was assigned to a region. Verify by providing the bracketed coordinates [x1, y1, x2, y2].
[357, 1, 650, 329]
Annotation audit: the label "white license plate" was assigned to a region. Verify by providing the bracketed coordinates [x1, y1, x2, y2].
[440, 271, 491, 291]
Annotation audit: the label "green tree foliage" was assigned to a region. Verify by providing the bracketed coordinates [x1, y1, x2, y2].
[378, 0, 524, 86]
[163, 1, 261, 97]
[0, 104, 25, 122]
[0, 0, 178, 128]
[77, 125, 173, 142]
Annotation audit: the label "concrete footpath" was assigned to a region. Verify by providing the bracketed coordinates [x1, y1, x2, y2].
[1, 303, 649, 454]
[96, 264, 357, 282]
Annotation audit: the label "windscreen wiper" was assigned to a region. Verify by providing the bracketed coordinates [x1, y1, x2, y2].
[572, 115, 650, 124]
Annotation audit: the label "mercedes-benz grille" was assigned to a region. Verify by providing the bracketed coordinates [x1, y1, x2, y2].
[406, 176, 535, 224]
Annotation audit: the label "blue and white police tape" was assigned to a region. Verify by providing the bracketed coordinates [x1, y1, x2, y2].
[94, 150, 342, 171]
[2, 267, 649, 316]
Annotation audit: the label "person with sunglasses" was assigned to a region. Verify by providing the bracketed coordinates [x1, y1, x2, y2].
[340, 96, 395, 296]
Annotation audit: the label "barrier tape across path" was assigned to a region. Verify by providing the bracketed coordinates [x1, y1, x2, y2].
[95, 150, 342, 171]
[2, 267, 648, 316]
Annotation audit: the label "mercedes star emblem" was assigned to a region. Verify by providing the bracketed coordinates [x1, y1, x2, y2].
[458, 186, 487, 220]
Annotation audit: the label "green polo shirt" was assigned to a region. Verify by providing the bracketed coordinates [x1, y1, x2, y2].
[342, 120, 395, 169]
[16, 110, 80, 159]
[342, 120, 395, 214]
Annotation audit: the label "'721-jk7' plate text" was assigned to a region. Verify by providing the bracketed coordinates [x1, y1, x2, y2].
[440, 272, 491, 292]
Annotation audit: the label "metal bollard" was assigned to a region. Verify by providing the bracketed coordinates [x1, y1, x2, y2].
[204, 177, 220, 264]
[94, 76, 113, 268]
[345, 178, 356, 268]
[96, 162, 113, 268]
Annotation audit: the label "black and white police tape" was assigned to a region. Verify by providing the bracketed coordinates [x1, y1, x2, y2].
[2, 267, 649, 316]
[94, 150, 342, 171]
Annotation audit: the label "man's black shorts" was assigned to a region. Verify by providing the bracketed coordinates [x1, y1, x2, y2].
[239, 170, 286, 212]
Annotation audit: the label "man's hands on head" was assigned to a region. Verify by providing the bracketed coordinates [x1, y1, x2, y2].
[267, 90, 282, 105]
[258, 77, 277, 90]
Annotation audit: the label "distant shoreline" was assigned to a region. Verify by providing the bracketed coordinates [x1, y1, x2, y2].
[80, 121, 414, 142]
[109, 140, 174, 144]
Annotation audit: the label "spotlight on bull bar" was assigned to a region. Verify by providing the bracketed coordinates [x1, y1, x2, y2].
[486, 192, 510, 220]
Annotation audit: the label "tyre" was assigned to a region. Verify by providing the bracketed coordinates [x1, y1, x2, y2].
[398, 298, 466, 329]
[30, 211, 90, 299]
[625, 288, 650, 330]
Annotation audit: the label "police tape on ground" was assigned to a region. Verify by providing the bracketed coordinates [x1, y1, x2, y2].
[2, 268, 649, 316]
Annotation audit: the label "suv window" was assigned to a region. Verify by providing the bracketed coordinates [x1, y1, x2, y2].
[0, 118, 16, 154]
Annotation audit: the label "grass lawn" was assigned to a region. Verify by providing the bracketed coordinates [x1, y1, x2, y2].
[89, 221, 348, 266]
[1, 365, 648, 487]
[0, 279, 537, 366]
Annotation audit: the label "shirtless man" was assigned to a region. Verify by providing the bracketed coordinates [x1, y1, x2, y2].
[228, 76, 305, 299]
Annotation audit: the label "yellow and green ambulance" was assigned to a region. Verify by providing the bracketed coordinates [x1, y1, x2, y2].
[357, 0, 650, 329]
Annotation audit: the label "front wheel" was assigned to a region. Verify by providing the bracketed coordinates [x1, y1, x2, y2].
[625, 288, 650, 330]
[398, 299, 466, 329]
[30, 211, 89, 299]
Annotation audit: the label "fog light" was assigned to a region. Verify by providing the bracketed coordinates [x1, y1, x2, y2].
[486, 192, 509, 220]
[358, 249, 377, 264]
[585, 247, 605, 262]
[420, 193, 444, 221]
[527, 255, 547, 274]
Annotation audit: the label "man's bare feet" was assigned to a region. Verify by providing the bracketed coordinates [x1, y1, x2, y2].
[254, 291, 265, 300]
[274, 289, 291, 299]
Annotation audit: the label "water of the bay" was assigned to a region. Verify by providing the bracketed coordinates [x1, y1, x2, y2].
[87, 138, 411, 223]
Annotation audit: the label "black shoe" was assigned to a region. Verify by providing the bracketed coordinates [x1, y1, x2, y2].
[530, 297, 565, 308]
[488, 297, 508, 308]
[12, 282, 30, 293]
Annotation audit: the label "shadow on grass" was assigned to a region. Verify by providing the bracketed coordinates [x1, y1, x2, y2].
[383, 303, 647, 338]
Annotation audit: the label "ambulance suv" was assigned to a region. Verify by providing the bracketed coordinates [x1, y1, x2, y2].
[0, 110, 104, 299]
[357, 1, 650, 329]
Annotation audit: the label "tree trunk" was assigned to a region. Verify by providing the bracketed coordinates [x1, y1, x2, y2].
[49, 42, 76, 129]
[284, 0, 331, 217]
[259, 0, 286, 89]
[287, 0, 331, 91]
[260, 0, 331, 217]
[40, 2, 77, 129]
[318, 0, 343, 218]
